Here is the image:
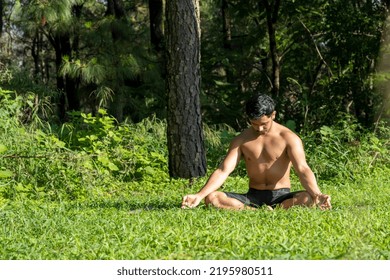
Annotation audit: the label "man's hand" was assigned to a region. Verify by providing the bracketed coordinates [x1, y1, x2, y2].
[181, 194, 202, 209]
[314, 194, 332, 210]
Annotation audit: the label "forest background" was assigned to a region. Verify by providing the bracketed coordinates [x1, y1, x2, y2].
[0, 0, 389, 260]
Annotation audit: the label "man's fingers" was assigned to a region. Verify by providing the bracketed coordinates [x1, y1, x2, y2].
[181, 196, 189, 208]
[316, 194, 331, 210]
[181, 195, 194, 209]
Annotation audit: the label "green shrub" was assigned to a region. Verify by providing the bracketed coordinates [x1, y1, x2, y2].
[0, 89, 172, 200]
[302, 114, 389, 182]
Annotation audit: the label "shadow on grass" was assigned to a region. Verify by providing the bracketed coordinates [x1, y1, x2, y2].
[72, 198, 182, 212]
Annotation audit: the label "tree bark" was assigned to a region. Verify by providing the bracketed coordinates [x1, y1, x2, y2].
[106, 0, 126, 18]
[149, 0, 164, 52]
[0, 0, 3, 37]
[262, 0, 281, 97]
[31, 30, 41, 81]
[51, 32, 79, 119]
[106, 0, 127, 121]
[165, 0, 206, 179]
[221, 0, 235, 84]
[222, 0, 232, 49]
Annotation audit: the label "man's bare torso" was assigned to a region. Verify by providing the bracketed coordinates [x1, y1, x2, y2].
[237, 122, 293, 190]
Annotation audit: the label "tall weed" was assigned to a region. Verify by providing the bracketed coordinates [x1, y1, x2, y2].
[302, 114, 389, 182]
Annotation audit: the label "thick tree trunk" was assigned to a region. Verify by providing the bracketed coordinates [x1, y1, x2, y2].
[165, 0, 206, 179]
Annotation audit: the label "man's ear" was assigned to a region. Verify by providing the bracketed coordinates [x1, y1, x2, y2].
[271, 111, 276, 120]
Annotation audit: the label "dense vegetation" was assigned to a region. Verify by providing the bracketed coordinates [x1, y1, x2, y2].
[1, 0, 389, 130]
[0, 88, 389, 259]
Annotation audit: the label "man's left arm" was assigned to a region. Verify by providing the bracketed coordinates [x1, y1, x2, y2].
[286, 133, 331, 210]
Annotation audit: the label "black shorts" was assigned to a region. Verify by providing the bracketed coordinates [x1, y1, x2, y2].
[225, 188, 304, 208]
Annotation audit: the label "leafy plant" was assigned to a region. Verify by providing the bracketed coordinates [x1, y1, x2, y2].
[302, 114, 389, 182]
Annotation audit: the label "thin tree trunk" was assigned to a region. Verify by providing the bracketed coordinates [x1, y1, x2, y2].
[54, 45, 67, 121]
[106, 0, 127, 121]
[42, 4, 82, 120]
[222, 0, 232, 49]
[61, 34, 79, 112]
[262, 0, 281, 97]
[149, 0, 164, 52]
[52, 33, 79, 119]
[221, 0, 235, 84]
[106, 0, 125, 17]
[31, 31, 41, 81]
[0, 0, 3, 37]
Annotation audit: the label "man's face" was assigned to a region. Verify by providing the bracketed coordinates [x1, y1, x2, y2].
[249, 112, 275, 135]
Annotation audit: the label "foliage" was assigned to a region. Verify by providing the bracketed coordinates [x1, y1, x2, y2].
[0, 88, 169, 200]
[200, 0, 388, 130]
[1, 0, 388, 130]
[1, 0, 164, 122]
[302, 114, 390, 182]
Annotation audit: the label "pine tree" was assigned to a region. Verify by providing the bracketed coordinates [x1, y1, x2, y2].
[165, 0, 206, 178]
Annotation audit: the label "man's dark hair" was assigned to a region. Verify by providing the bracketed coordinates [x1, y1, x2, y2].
[245, 94, 276, 120]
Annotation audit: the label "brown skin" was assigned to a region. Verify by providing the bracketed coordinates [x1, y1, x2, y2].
[181, 112, 331, 210]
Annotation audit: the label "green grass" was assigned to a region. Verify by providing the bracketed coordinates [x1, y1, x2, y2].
[1, 171, 389, 260]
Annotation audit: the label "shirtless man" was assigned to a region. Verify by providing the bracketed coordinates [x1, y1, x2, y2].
[181, 94, 331, 210]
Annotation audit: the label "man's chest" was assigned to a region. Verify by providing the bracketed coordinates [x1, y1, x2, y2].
[241, 138, 288, 163]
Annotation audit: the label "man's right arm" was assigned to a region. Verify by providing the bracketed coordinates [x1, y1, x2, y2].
[286, 132, 331, 210]
[181, 137, 242, 208]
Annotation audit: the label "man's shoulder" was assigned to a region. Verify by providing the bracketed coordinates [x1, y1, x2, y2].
[230, 128, 252, 145]
[276, 124, 301, 142]
[233, 128, 250, 140]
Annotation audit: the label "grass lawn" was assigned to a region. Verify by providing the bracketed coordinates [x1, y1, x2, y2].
[1, 172, 388, 260]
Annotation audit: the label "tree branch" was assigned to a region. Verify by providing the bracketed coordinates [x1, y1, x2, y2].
[299, 18, 333, 77]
